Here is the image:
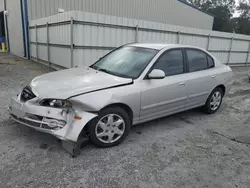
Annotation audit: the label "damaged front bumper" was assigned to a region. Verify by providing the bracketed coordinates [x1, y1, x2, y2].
[9, 95, 97, 142]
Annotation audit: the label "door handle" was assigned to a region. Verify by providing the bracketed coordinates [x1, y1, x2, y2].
[212, 75, 216, 79]
[179, 82, 186, 87]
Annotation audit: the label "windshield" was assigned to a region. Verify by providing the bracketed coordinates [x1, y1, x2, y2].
[91, 46, 158, 78]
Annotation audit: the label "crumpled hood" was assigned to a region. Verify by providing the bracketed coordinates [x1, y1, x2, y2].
[30, 67, 133, 99]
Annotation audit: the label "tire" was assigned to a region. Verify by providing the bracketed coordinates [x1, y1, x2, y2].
[88, 107, 131, 148]
[203, 87, 224, 114]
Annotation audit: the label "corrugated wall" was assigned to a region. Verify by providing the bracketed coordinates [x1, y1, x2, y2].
[29, 11, 250, 69]
[27, 0, 213, 30]
[5, 0, 24, 57]
[0, 0, 4, 11]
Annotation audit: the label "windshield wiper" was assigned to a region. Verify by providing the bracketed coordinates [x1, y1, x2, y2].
[90, 66, 110, 74]
[89, 65, 111, 73]
[97, 68, 119, 76]
[89, 65, 98, 70]
[90, 65, 132, 79]
[99, 68, 132, 79]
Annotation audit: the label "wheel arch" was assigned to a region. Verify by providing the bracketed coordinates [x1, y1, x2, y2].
[215, 84, 226, 96]
[84, 103, 132, 147]
[203, 84, 225, 114]
[78, 103, 134, 140]
[101, 103, 134, 124]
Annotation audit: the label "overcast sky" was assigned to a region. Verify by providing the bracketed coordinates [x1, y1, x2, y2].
[233, 0, 240, 17]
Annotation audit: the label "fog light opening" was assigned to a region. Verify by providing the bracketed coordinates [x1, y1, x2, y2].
[43, 117, 66, 129]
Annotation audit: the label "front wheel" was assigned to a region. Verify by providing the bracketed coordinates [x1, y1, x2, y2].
[203, 87, 223, 114]
[88, 107, 131, 148]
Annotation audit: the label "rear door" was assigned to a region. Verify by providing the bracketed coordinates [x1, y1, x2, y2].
[184, 49, 217, 108]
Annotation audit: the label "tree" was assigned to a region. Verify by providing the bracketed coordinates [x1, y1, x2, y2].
[187, 0, 235, 13]
[209, 5, 234, 32]
[233, 1, 250, 35]
[185, 0, 235, 32]
[237, 0, 250, 18]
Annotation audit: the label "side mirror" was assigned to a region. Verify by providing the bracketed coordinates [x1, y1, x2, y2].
[148, 69, 165, 79]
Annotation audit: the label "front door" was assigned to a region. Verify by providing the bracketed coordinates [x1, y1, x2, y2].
[139, 49, 188, 123]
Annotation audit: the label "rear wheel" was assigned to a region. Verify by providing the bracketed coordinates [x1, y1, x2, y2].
[203, 87, 223, 114]
[88, 107, 131, 148]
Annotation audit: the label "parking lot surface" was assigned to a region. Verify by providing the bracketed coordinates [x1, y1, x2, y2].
[1, 53, 250, 188]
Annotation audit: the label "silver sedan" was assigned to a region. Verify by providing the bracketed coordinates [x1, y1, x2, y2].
[9, 43, 233, 147]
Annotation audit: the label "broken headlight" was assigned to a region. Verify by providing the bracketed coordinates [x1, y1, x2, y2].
[40, 99, 72, 108]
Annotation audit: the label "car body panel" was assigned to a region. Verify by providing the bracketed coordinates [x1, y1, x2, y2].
[9, 43, 233, 143]
[185, 68, 217, 108]
[30, 67, 132, 99]
[139, 74, 188, 122]
[70, 83, 141, 125]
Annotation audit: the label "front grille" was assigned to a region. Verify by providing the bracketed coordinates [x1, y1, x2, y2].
[20, 86, 36, 102]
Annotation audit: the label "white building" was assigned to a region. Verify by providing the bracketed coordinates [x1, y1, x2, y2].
[0, 0, 214, 58]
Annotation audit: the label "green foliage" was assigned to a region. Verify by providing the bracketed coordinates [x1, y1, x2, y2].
[210, 6, 234, 32]
[186, 0, 235, 32]
[186, 0, 250, 35]
[190, 0, 235, 12]
[234, 2, 250, 35]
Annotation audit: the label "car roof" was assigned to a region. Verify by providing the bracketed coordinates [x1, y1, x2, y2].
[127, 43, 204, 51]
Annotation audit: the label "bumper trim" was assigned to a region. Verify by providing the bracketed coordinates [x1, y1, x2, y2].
[24, 117, 65, 128]
[10, 113, 53, 134]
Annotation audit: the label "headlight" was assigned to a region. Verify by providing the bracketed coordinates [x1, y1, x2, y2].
[40, 99, 72, 108]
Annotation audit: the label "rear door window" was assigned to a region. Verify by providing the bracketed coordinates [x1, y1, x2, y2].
[186, 49, 208, 72]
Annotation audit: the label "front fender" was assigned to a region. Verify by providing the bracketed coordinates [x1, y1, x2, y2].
[69, 84, 141, 125]
[63, 110, 97, 142]
[70, 90, 114, 112]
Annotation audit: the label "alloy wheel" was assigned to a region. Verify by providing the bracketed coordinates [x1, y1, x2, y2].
[210, 91, 222, 111]
[95, 114, 125, 144]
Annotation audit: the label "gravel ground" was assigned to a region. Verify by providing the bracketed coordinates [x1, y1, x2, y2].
[1, 53, 250, 188]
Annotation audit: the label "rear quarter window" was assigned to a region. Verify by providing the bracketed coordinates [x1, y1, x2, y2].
[207, 55, 215, 68]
